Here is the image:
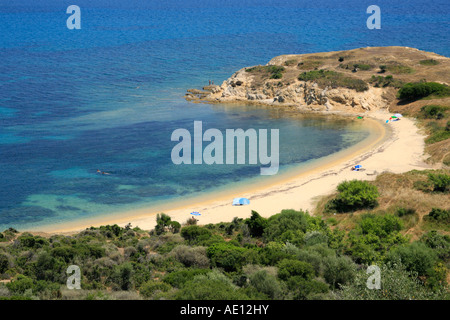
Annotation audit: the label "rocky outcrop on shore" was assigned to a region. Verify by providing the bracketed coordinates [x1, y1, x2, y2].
[185, 46, 449, 114]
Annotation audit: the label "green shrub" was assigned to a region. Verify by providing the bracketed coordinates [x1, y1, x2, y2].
[155, 213, 174, 235]
[263, 209, 309, 243]
[326, 180, 379, 212]
[427, 173, 450, 192]
[420, 231, 450, 260]
[297, 60, 322, 70]
[180, 225, 212, 244]
[286, 277, 329, 300]
[246, 65, 285, 79]
[298, 70, 368, 92]
[162, 269, 210, 288]
[369, 75, 403, 88]
[387, 242, 438, 276]
[386, 64, 414, 74]
[395, 207, 416, 217]
[139, 281, 172, 298]
[419, 105, 448, 119]
[174, 270, 249, 300]
[323, 256, 356, 288]
[277, 259, 315, 281]
[419, 59, 439, 66]
[284, 59, 298, 66]
[338, 263, 446, 300]
[397, 82, 450, 100]
[424, 208, 450, 223]
[244, 211, 268, 237]
[353, 63, 372, 71]
[248, 270, 282, 299]
[0, 254, 9, 273]
[169, 245, 210, 268]
[413, 179, 434, 192]
[346, 214, 407, 264]
[424, 120, 450, 144]
[206, 243, 248, 272]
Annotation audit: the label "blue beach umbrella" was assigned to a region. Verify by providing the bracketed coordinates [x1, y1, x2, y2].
[355, 165, 362, 169]
[232, 198, 250, 206]
[190, 211, 201, 216]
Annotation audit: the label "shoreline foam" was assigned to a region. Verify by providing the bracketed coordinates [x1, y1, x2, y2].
[29, 108, 428, 235]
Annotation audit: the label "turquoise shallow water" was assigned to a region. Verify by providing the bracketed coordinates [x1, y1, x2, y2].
[0, 0, 449, 231]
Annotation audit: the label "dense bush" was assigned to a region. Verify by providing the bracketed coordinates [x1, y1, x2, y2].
[139, 281, 171, 298]
[180, 225, 212, 244]
[162, 268, 209, 288]
[248, 270, 282, 299]
[263, 210, 309, 244]
[395, 207, 416, 217]
[277, 259, 315, 281]
[387, 242, 438, 276]
[323, 256, 356, 289]
[327, 180, 379, 212]
[427, 173, 450, 192]
[337, 263, 447, 300]
[206, 243, 250, 272]
[397, 82, 450, 100]
[424, 208, 450, 224]
[169, 245, 210, 268]
[174, 270, 250, 300]
[0, 202, 447, 301]
[346, 214, 407, 264]
[244, 211, 268, 237]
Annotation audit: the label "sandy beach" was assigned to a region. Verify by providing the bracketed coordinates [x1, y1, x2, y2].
[34, 108, 429, 234]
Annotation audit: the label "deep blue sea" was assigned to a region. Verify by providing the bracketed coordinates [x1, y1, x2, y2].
[0, 0, 449, 231]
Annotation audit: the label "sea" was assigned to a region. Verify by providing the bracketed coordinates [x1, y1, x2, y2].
[0, 0, 449, 231]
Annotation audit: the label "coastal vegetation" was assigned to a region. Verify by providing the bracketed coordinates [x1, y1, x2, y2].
[0, 201, 447, 300]
[297, 60, 323, 70]
[397, 82, 450, 101]
[385, 63, 414, 74]
[297, 70, 369, 92]
[368, 75, 404, 88]
[419, 59, 440, 66]
[246, 65, 285, 79]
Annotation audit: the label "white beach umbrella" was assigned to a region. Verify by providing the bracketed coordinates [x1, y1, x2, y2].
[393, 113, 403, 118]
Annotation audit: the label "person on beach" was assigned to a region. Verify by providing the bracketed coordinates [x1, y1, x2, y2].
[209, 80, 211, 85]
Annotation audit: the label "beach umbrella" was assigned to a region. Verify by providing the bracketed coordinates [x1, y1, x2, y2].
[355, 165, 362, 169]
[190, 211, 201, 216]
[391, 116, 397, 119]
[232, 198, 250, 206]
[394, 113, 403, 118]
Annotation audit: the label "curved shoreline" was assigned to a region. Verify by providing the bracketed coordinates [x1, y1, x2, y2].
[29, 108, 428, 235]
